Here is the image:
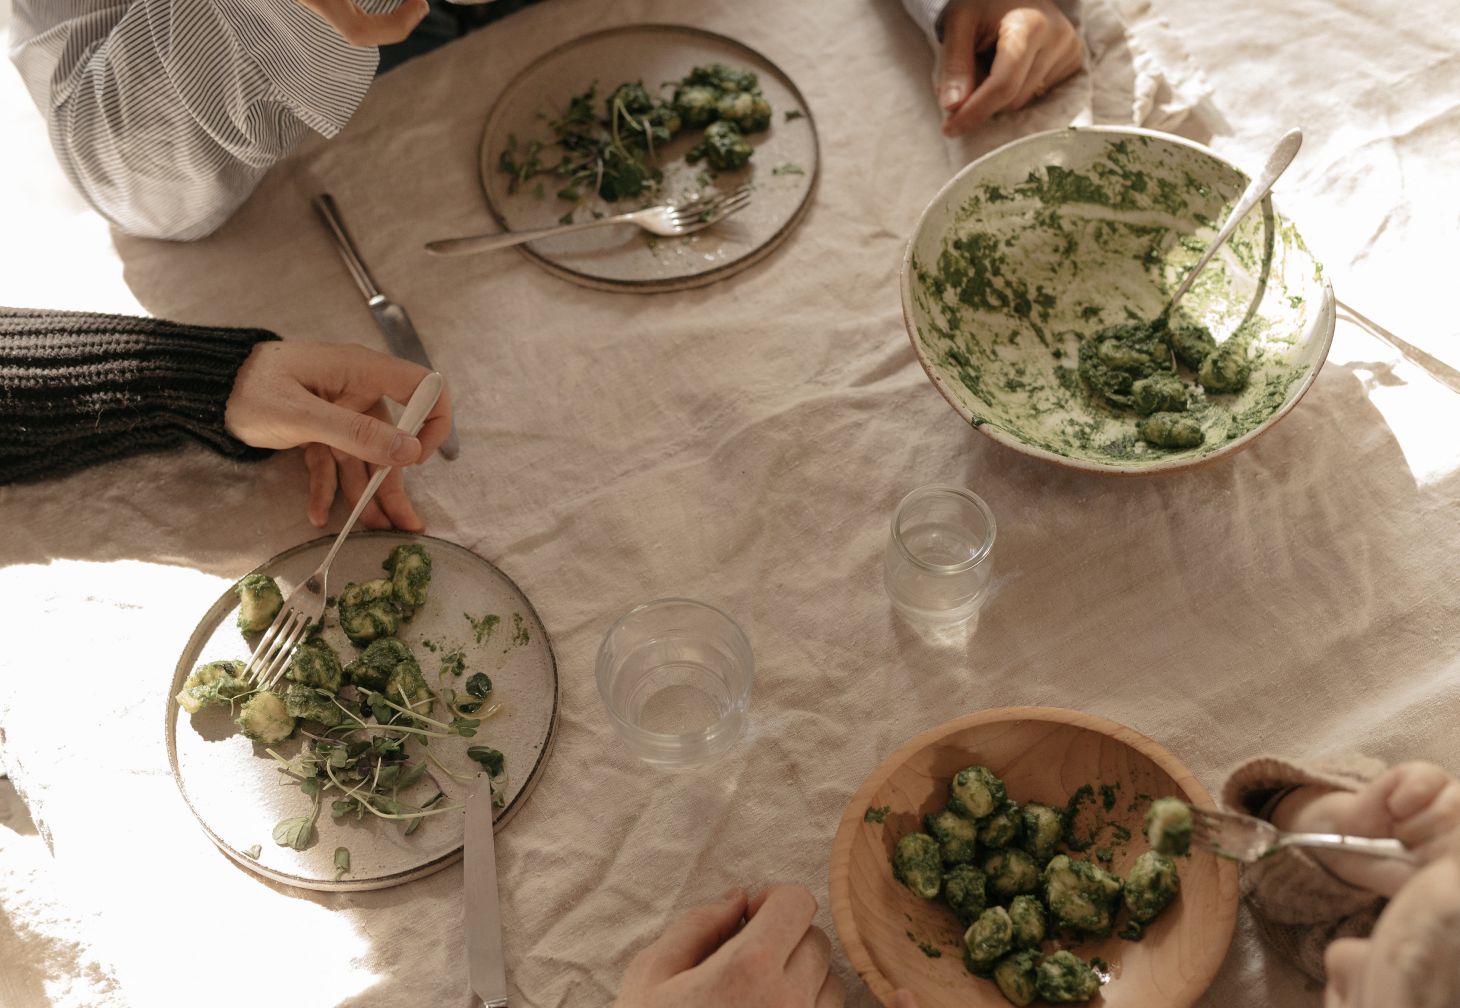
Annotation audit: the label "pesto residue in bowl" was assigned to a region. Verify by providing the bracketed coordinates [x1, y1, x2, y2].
[906, 132, 1328, 469]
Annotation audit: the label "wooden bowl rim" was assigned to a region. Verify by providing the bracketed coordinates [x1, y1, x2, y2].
[828, 706, 1239, 1006]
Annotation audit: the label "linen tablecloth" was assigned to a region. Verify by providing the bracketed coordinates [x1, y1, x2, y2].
[3, 0, 1459, 1005]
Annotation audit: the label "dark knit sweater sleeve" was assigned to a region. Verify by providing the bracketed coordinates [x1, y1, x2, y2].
[0, 307, 280, 484]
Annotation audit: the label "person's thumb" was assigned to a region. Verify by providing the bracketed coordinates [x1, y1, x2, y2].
[893, 990, 920, 1008]
[938, 4, 980, 109]
[642, 888, 748, 980]
[296, 397, 422, 466]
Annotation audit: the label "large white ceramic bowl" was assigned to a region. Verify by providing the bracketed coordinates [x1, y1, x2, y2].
[901, 127, 1335, 475]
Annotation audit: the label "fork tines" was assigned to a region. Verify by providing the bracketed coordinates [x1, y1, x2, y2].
[669, 184, 753, 226]
[243, 607, 314, 692]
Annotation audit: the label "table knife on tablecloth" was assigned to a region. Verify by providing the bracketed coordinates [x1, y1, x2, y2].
[312, 193, 460, 460]
[465, 777, 509, 1008]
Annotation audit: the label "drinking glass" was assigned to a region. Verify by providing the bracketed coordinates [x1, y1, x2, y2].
[596, 598, 753, 769]
[883, 485, 996, 625]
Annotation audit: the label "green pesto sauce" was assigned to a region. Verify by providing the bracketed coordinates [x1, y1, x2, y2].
[906, 931, 943, 958]
[466, 612, 501, 646]
[908, 132, 1327, 468]
[1064, 782, 1142, 856]
[1063, 785, 1099, 852]
[511, 613, 531, 647]
[865, 804, 892, 823]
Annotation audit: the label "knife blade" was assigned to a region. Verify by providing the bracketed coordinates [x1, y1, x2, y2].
[312, 193, 460, 461]
[465, 777, 509, 1008]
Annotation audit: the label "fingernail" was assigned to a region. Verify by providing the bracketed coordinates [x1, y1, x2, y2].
[940, 83, 965, 109]
[388, 433, 418, 465]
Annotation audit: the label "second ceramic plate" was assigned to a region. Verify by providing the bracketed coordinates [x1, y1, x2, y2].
[166, 532, 558, 891]
[478, 24, 819, 291]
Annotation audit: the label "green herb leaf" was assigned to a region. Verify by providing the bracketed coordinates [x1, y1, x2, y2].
[398, 761, 430, 790]
[273, 815, 316, 851]
[243, 844, 262, 860]
[465, 673, 493, 700]
[467, 746, 506, 776]
[334, 846, 351, 880]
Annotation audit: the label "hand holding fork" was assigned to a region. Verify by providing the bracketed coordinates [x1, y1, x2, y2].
[242, 372, 444, 691]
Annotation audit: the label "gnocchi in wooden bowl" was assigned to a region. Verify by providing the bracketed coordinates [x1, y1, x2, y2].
[828, 707, 1237, 1007]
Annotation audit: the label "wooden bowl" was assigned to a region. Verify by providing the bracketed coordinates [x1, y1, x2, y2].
[829, 708, 1237, 1007]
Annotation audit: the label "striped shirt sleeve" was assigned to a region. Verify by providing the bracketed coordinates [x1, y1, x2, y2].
[901, 0, 950, 45]
[8, 0, 384, 240]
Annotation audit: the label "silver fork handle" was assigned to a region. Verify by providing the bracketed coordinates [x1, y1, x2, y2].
[316, 372, 443, 576]
[1164, 129, 1302, 314]
[1277, 832, 1417, 862]
[424, 210, 645, 256]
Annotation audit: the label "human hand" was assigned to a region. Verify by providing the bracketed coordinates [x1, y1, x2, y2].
[224, 340, 453, 532]
[1322, 852, 1460, 1008]
[291, 0, 429, 46]
[1272, 762, 1460, 897]
[936, 0, 1083, 137]
[613, 884, 844, 1008]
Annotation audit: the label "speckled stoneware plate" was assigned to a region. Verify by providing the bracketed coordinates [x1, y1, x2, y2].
[477, 24, 818, 292]
[902, 126, 1336, 475]
[166, 532, 557, 891]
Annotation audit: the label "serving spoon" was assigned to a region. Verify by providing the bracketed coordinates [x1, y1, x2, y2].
[1163, 128, 1303, 319]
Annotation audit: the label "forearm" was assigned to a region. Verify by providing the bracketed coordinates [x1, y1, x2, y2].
[0, 308, 278, 484]
[10, 0, 379, 240]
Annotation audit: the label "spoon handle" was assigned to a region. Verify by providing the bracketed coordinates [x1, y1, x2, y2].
[1165, 129, 1303, 315]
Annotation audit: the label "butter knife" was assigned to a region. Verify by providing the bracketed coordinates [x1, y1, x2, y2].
[312, 193, 460, 460]
[465, 776, 509, 1008]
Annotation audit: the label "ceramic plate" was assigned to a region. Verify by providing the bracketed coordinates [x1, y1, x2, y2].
[478, 24, 818, 291]
[166, 532, 557, 891]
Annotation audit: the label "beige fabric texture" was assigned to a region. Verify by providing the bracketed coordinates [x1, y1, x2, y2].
[3, 0, 1460, 1006]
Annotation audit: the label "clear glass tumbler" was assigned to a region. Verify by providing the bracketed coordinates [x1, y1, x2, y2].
[883, 485, 996, 625]
[595, 598, 753, 769]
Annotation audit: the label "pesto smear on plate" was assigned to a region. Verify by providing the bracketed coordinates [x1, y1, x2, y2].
[906, 132, 1329, 469]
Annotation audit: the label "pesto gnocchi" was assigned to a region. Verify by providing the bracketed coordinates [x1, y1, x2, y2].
[1080, 315, 1253, 449]
[883, 761, 1190, 1005]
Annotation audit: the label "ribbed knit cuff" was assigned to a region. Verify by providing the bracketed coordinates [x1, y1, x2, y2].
[0, 308, 280, 484]
[1220, 754, 1387, 983]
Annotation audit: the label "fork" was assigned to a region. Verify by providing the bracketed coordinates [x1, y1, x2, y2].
[242, 372, 444, 692]
[1189, 805, 1416, 864]
[423, 184, 753, 257]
